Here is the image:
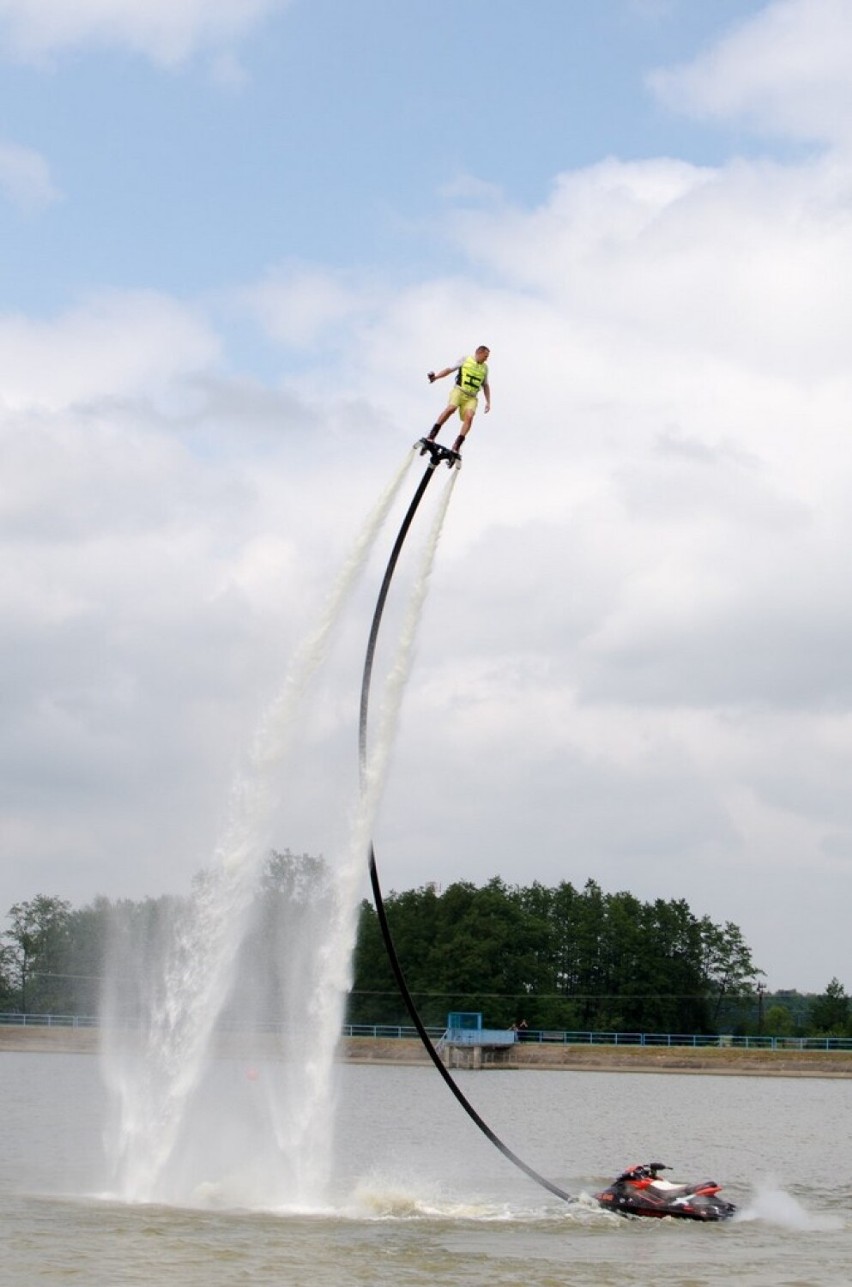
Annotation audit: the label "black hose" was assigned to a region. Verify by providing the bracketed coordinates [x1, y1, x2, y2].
[358, 451, 572, 1204]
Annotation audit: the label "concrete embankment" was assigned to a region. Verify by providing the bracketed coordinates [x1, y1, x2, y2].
[342, 1036, 852, 1078]
[0, 1025, 100, 1054]
[2, 1026, 850, 1078]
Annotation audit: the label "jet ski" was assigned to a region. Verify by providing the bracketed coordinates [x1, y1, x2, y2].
[595, 1161, 736, 1222]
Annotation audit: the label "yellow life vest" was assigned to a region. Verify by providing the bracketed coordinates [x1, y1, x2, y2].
[456, 355, 488, 395]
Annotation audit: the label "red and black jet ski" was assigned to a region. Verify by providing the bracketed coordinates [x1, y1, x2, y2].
[595, 1162, 736, 1222]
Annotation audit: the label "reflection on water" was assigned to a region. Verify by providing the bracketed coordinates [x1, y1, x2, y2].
[0, 1054, 849, 1286]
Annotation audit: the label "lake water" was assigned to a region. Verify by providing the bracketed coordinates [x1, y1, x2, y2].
[0, 1052, 849, 1286]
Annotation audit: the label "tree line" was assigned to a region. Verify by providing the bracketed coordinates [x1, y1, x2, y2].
[0, 858, 849, 1037]
[351, 875, 766, 1033]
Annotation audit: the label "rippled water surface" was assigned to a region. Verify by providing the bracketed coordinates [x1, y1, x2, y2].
[1, 1052, 849, 1285]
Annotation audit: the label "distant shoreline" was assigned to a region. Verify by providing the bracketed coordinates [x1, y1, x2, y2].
[2, 1027, 851, 1078]
[343, 1035, 852, 1078]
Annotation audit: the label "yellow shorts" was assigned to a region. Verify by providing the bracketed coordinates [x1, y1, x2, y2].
[448, 385, 478, 419]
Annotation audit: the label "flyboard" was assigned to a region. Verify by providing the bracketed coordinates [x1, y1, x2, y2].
[416, 437, 462, 469]
[358, 437, 572, 1206]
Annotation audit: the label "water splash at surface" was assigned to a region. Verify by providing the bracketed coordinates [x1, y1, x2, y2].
[737, 1183, 845, 1231]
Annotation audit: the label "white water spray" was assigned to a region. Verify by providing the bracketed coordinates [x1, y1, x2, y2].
[737, 1182, 844, 1231]
[361, 468, 459, 813]
[267, 468, 460, 1205]
[100, 450, 422, 1208]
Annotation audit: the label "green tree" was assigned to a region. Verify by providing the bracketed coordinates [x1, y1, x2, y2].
[698, 917, 763, 1025]
[348, 898, 399, 1024]
[436, 878, 530, 1027]
[763, 1004, 795, 1037]
[3, 895, 72, 1012]
[644, 898, 711, 1033]
[0, 941, 17, 1010]
[55, 897, 114, 1015]
[574, 879, 606, 1023]
[809, 978, 849, 1036]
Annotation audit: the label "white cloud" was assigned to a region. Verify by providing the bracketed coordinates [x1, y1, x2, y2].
[649, 0, 852, 147]
[0, 139, 58, 209]
[0, 0, 288, 66]
[239, 265, 375, 351]
[0, 290, 220, 410]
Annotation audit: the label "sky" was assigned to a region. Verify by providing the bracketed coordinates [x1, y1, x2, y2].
[2, 0, 852, 994]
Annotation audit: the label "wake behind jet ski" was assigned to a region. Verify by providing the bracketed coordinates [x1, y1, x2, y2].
[595, 1162, 736, 1222]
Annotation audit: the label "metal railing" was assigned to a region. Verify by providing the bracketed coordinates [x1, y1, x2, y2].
[343, 1024, 852, 1052]
[0, 1012, 98, 1028]
[2, 1013, 851, 1052]
[344, 1022, 446, 1041]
